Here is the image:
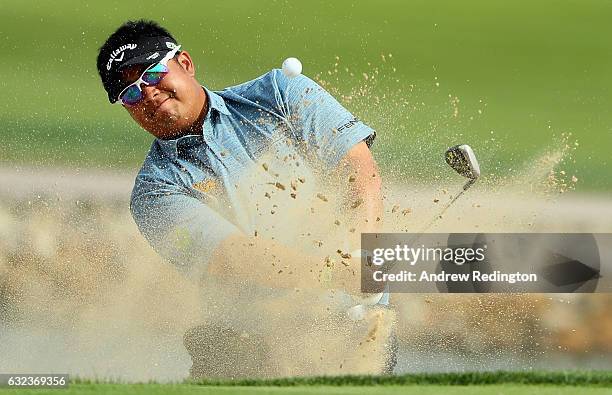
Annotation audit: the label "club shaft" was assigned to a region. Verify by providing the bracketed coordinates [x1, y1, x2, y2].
[408, 186, 469, 246]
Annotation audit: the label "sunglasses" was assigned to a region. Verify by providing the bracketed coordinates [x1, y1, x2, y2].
[116, 45, 181, 106]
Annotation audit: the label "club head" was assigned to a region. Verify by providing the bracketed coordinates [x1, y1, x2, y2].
[445, 144, 480, 189]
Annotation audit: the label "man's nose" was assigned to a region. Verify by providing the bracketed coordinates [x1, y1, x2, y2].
[140, 83, 160, 101]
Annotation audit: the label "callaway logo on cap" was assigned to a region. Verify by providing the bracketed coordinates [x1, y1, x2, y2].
[100, 36, 180, 103]
[106, 43, 138, 71]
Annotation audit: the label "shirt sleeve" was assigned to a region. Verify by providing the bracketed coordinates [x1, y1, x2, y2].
[130, 178, 241, 279]
[278, 70, 376, 167]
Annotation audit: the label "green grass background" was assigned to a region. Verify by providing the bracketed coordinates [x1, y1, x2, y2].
[1, 0, 611, 190]
[2, 371, 612, 394]
[2, 385, 610, 395]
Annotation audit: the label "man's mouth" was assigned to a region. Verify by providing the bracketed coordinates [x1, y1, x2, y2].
[149, 96, 172, 117]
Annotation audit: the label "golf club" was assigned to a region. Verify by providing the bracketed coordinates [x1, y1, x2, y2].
[348, 145, 481, 316]
[415, 144, 481, 234]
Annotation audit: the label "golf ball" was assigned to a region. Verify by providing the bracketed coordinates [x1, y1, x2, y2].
[282, 57, 302, 77]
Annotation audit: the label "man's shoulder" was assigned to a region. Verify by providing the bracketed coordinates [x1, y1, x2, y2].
[215, 69, 320, 103]
[217, 69, 282, 96]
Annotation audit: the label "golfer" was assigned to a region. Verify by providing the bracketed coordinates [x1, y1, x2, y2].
[97, 20, 394, 377]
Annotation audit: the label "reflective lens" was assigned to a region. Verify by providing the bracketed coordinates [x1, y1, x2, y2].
[120, 85, 144, 106]
[142, 63, 169, 84]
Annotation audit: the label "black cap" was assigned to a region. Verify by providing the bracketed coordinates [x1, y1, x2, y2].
[99, 36, 180, 103]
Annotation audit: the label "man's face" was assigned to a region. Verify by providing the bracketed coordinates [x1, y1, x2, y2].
[120, 51, 205, 139]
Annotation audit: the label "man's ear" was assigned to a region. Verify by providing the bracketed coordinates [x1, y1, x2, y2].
[175, 50, 196, 77]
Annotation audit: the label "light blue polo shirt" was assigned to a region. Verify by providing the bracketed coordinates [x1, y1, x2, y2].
[130, 69, 376, 280]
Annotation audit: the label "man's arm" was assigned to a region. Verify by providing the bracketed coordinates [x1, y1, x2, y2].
[208, 141, 382, 294]
[208, 233, 362, 294]
[132, 186, 362, 293]
[337, 141, 383, 235]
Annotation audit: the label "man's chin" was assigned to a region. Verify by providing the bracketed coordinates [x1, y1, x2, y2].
[150, 121, 195, 140]
[143, 109, 199, 139]
[151, 127, 181, 140]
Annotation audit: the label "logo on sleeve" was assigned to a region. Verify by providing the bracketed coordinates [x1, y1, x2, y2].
[336, 117, 361, 132]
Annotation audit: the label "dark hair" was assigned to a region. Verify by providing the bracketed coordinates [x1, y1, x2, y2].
[96, 20, 176, 82]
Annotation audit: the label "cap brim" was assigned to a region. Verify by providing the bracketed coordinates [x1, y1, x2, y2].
[118, 50, 171, 70]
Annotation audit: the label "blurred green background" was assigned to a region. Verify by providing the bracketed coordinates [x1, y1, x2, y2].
[1, 0, 611, 190]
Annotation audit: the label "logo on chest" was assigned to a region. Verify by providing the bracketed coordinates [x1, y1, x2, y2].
[192, 179, 218, 194]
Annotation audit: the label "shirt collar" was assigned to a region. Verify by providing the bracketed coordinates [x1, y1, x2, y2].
[156, 86, 230, 159]
[205, 87, 230, 116]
